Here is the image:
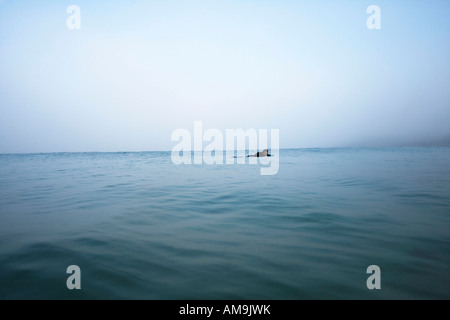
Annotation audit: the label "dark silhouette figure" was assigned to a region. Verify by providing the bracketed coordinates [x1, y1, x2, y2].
[247, 149, 271, 157]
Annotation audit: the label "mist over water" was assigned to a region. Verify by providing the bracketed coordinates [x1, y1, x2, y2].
[1, 1, 450, 153]
[0, 148, 449, 299]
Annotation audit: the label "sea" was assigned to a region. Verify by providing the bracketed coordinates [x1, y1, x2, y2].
[0, 148, 449, 299]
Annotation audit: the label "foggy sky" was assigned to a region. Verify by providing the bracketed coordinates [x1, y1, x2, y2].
[0, 0, 449, 153]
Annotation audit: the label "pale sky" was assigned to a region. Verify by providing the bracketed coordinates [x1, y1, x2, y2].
[0, 0, 449, 153]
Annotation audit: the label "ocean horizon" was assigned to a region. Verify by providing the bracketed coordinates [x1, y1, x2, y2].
[1, 147, 449, 299]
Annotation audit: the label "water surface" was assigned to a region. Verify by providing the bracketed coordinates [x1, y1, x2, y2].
[0, 148, 449, 299]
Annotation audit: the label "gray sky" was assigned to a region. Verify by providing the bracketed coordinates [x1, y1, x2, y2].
[0, 0, 449, 153]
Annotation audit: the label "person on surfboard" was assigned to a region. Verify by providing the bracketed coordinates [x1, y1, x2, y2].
[232, 149, 272, 158]
[247, 149, 271, 157]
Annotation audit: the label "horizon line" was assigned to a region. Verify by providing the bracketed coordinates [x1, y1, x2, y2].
[1, 145, 450, 156]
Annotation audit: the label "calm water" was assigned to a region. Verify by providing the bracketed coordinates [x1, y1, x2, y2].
[0, 148, 449, 299]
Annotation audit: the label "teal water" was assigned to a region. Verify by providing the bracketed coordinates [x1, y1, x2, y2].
[0, 148, 449, 299]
